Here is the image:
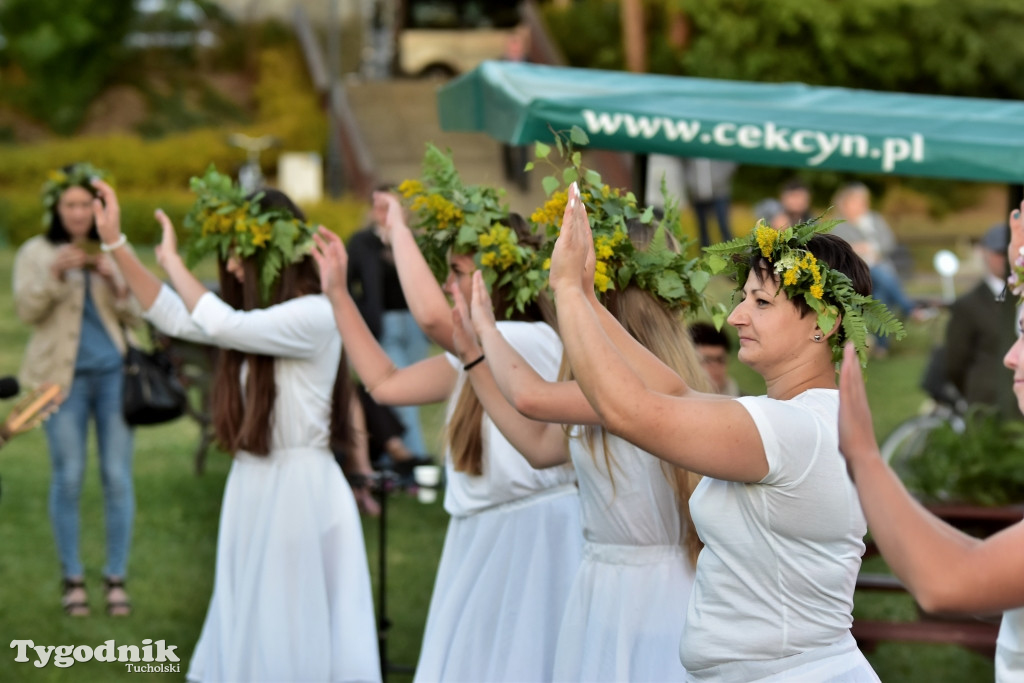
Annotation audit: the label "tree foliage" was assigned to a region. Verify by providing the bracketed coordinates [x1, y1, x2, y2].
[545, 0, 1024, 100]
[0, 0, 136, 134]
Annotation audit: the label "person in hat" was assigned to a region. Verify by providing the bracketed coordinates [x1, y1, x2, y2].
[943, 223, 1019, 418]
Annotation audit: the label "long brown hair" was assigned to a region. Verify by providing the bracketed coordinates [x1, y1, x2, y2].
[209, 189, 353, 457]
[445, 214, 553, 475]
[568, 219, 713, 568]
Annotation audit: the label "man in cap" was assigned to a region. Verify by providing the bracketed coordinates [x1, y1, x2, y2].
[943, 223, 1019, 418]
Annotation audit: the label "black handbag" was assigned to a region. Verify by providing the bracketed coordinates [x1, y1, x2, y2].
[122, 344, 187, 426]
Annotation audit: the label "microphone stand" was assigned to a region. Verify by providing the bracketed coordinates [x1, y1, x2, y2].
[366, 467, 442, 681]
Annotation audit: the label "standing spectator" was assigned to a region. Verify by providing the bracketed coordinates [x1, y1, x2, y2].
[689, 321, 741, 397]
[348, 190, 432, 465]
[681, 157, 736, 247]
[752, 198, 789, 230]
[14, 163, 139, 618]
[833, 182, 921, 356]
[779, 177, 813, 226]
[500, 27, 531, 192]
[944, 223, 1018, 418]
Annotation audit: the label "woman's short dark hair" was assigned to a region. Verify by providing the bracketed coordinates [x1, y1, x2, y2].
[750, 232, 872, 319]
[690, 321, 732, 352]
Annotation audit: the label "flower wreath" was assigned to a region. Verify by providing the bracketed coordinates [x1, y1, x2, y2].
[398, 144, 542, 314]
[528, 127, 709, 312]
[41, 163, 109, 227]
[181, 165, 315, 303]
[704, 216, 905, 364]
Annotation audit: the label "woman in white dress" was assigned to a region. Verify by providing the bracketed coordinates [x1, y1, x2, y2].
[549, 182, 899, 682]
[312, 189, 582, 683]
[90, 174, 380, 683]
[448, 217, 711, 682]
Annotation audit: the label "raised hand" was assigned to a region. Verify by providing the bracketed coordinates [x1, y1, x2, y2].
[469, 270, 498, 338]
[837, 341, 882, 477]
[153, 209, 181, 270]
[1009, 200, 1024, 276]
[90, 178, 122, 246]
[374, 191, 407, 245]
[450, 283, 483, 364]
[550, 181, 594, 294]
[311, 226, 350, 300]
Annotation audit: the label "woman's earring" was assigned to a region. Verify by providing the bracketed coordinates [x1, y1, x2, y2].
[813, 333, 823, 342]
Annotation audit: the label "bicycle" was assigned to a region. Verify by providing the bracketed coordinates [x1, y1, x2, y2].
[879, 344, 968, 476]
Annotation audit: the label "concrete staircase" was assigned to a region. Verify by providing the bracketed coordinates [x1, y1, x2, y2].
[343, 77, 551, 216]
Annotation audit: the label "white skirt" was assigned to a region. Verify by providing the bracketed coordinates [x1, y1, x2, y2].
[554, 542, 692, 682]
[414, 485, 582, 683]
[187, 448, 380, 683]
[686, 633, 879, 683]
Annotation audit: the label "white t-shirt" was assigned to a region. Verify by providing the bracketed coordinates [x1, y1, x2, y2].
[998, 608, 1024, 682]
[442, 320, 576, 517]
[682, 389, 867, 675]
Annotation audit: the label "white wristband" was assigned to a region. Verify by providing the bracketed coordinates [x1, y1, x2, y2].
[100, 234, 128, 252]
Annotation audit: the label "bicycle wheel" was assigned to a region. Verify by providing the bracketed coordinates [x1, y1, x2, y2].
[879, 415, 947, 476]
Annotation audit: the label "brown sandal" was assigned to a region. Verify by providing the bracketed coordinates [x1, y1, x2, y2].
[61, 578, 89, 617]
[103, 576, 132, 617]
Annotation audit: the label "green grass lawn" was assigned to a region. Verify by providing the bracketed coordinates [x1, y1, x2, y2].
[0, 246, 997, 681]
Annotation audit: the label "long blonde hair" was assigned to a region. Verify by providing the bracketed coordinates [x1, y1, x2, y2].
[444, 215, 554, 475]
[568, 220, 713, 568]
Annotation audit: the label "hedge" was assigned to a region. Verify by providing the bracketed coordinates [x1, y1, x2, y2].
[0, 47, 326, 194]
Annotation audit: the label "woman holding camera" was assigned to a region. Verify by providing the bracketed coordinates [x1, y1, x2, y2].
[13, 163, 139, 617]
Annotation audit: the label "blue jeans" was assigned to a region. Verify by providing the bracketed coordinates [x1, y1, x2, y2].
[44, 367, 135, 579]
[380, 310, 430, 456]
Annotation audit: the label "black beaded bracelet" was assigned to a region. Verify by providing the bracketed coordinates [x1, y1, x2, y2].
[463, 354, 486, 371]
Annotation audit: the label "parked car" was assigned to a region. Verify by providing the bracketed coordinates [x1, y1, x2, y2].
[398, 0, 520, 78]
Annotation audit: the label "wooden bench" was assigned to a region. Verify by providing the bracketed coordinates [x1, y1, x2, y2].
[852, 503, 1024, 657]
[853, 573, 1001, 657]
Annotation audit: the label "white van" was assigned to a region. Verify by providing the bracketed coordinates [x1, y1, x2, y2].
[398, 0, 521, 78]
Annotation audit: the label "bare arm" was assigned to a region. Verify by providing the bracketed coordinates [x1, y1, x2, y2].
[570, 231, 693, 397]
[469, 271, 599, 425]
[378, 192, 456, 351]
[90, 180, 164, 310]
[550, 183, 767, 482]
[312, 228, 455, 407]
[451, 283, 568, 468]
[838, 342, 1024, 614]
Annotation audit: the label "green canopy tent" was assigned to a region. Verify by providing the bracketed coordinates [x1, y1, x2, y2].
[438, 61, 1024, 184]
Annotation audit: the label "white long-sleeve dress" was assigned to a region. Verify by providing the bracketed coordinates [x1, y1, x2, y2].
[553, 429, 694, 682]
[413, 321, 583, 683]
[146, 285, 381, 683]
